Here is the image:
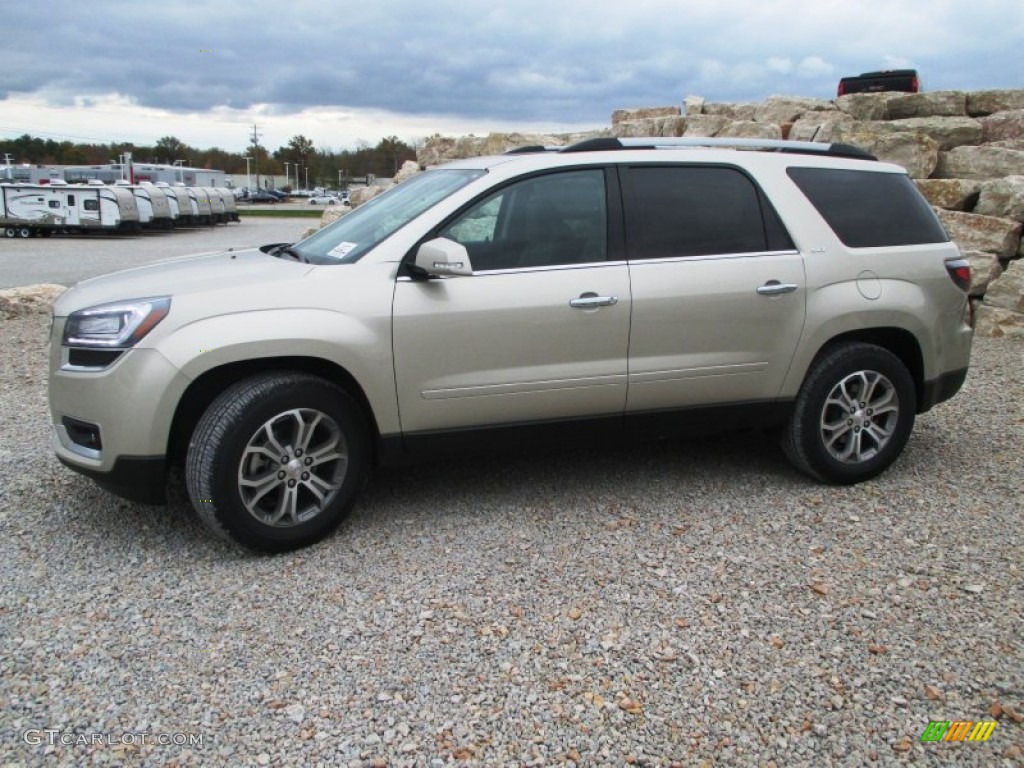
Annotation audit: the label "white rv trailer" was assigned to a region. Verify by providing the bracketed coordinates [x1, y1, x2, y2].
[213, 188, 241, 222]
[185, 186, 214, 225]
[198, 187, 227, 223]
[156, 182, 196, 225]
[116, 182, 173, 229]
[1, 181, 140, 237]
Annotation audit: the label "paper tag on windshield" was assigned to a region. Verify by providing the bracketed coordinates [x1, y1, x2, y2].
[328, 241, 358, 258]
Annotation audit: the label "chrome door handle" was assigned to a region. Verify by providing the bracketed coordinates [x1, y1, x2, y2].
[756, 281, 798, 296]
[569, 295, 618, 308]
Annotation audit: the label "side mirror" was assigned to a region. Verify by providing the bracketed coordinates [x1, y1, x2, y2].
[414, 237, 474, 277]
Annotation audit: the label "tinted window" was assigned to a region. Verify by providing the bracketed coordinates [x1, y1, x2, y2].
[628, 166, 777, 259]
[787, 167, 948, 248]
[441, 170, 607, 270]
[84, 199, 99, 211]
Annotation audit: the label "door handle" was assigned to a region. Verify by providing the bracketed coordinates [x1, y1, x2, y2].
[569, 295, 618, 308]
[756, 281, 798, 296]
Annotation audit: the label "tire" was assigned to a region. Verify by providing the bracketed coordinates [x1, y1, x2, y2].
[186, 372, 370, 552]
[782, 343, 916, 484]
[18, 227, 32, 238]
[4, 227, 16, 238]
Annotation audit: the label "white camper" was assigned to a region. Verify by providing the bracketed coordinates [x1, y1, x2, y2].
[186, 186, 214, 225]
[213, 188, 241, 222]
[158, 183, 196, 226]
[116, 182, 173, 229]
[1, 182, 140, 236]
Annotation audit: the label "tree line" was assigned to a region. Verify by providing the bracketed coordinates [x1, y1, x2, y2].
[0, 133, 419, 189]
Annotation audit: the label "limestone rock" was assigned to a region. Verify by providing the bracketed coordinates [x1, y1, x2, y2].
[962, 250, 1004, 296]
[829, 125, 939, 178]
[683, 115, 730, 137]
[887, 91, 967, 119]
[702, 102, 758, 121]
[393, 160, 422, 184]
[878, 116, 983, 151]
[0, 283, 66, 318]
[349, 185, 386, 207]
[788, 113, 856, 142]
[980, 109, 1024, 144]
[612, 106, 680, 125]
[834, 93, 894, 121]
[320, 205, 350, 228]
[983, 261, 1024, 311]
[974, 304, 1024, 337]
[967, 89, 1024, 117]
[934, 146, 1024, 180]
[717, 121, 783, 140]
[417, 131, 595, 165]
[936, 209, 1023, 259]
[612, 117, 686, 138]
[753, 95, 835, 125]
[683, 95, 705, 115]
[975, 176, 1024, 221]
[915, 179, 982, 211]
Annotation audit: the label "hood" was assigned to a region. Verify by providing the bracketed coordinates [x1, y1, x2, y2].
[53, 248, 315, 316]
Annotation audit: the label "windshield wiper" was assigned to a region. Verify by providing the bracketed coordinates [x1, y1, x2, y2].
[273, 244, 306, 263]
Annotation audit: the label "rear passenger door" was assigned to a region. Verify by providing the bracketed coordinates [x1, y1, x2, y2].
[622, 164, 806, 414]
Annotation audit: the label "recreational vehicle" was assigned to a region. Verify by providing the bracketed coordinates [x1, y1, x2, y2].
[1, 181, 140, 236]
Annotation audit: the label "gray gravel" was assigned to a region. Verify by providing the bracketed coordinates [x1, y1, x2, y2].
[0, 217, 314, 289]
[1, 311, 1021, 767]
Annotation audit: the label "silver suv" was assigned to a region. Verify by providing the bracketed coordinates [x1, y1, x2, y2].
[48, 137, 973, 552]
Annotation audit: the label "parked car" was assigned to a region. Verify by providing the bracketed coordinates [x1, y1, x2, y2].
[244, 190, 279, 204]
[308, 194, 344, 205]
[48, 136, 972, 552]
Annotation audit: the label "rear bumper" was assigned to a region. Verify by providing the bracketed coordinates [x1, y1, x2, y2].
[919, 367, 968, 413]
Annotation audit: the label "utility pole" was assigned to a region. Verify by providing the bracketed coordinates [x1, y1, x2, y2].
[249, 123, 261, 188]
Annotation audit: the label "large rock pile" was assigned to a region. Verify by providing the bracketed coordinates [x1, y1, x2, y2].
[417, 89, 1024, 337]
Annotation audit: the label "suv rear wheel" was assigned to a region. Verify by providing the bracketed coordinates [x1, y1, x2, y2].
[783, 343, 916, 484]
[186, 372, 369, 552]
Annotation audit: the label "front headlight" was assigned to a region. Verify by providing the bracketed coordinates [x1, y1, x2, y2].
[63, 297, 171, 348]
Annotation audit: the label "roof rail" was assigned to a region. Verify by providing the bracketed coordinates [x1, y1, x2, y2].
[504, 145, 561, 155]
[560, 136, 876, 161]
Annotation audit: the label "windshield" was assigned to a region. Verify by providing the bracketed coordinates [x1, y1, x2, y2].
[294, 169, 484, 264]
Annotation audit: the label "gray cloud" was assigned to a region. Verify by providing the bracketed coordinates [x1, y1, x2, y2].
[2, 0, 1022, 128]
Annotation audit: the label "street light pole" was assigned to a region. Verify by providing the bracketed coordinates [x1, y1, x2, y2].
[284, 162, 290, 190]
[243, 156, 252, 192]
[305, 166, 309, 190]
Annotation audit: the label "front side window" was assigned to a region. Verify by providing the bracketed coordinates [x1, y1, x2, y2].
[84, 199, 99, 211]
[628, 166, 781, 259]
[295, 169, 484, 265]
[440, 169, 607, 270]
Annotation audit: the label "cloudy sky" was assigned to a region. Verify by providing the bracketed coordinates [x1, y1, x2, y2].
[1, 0, 1020, 154]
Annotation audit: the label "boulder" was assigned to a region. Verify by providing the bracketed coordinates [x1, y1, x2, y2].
[393, 160, 422, 184]
[936, 209, 1023, 259]
[349, 185, 386, 207]
[887, 91, 967, 119]
[981, 260, 1024, 311]
[716, 121, 783, 140]
[612, 117, 686, 138]
[962, 250, 1004, 297]
[612, 106, 680, 125]
[788, 113, 856, 142]
[980, 109, 1024, 144]
[915, 179, 982, 211]
[834, 93, 893, 121]
[934, 146, 1024, 180]
[974, 304, 1024, 337]
[320, 205, 350, 228]
[829, 125, 939, 178]
[966, 89, 1024, 117]
[0, 283, 66, 318]
[877, 116, 983, 151]
[975, 176, 1024, 221]
[753, 95, 835, 124]
[683, 115, 730, 137]
[683, 95, 705, 115]
[702, 102, 758, 121]
[417, 131, 594, 165]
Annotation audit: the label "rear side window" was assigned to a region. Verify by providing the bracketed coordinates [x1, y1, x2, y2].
[627, 166, 792, 259]
[788, 167, 948, 248]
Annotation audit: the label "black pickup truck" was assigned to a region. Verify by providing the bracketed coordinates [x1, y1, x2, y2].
[837, 69, 920, 97]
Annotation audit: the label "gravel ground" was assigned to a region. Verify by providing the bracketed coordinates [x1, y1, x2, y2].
[0, 311, 1021, 768]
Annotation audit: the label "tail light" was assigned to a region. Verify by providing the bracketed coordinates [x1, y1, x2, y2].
[910, 75, 920, 93]
[837, 81, 846, 97]
[945, 258, 971, 293]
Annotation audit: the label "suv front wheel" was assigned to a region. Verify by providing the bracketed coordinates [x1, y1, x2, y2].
[782, 343, 916, 484]
[185, 372, 369, 552]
